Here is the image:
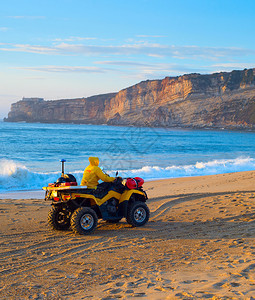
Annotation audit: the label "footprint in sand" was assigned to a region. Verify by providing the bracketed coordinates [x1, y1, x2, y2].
[108, 288, 123, 294]
[147, 282, 156, 288]
[115, 282, 124, 287]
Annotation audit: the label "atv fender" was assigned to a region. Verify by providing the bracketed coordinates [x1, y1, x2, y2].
[120, 189, 147, 218]
[119, 189, 146, 203]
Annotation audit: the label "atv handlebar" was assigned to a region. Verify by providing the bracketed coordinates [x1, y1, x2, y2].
[114, 176, 123, 183]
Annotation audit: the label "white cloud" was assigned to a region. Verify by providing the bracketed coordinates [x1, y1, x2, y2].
[94, 60, 154, 67]
[53, 42, 255, 59]
[211, 63, 255, 73]
[53, 37, 97, 42]
[94, 60, 253, 75]
[16, 65, 108, 73]
[212, 63, 255, 69]
[1, 41, 255, 62]
[0, 44, 57, 55]
[13, 59, 211, 80]
[12, 59, 254, 79]
[95, 61, 211, 79]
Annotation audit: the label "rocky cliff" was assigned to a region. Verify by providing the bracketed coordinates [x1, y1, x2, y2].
[5, 94, 116, 124]
[4, 68, 255, 129]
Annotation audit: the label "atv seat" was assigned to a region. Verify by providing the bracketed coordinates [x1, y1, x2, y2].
[93, 182, 113, 199]
[74, 188, 95, 194]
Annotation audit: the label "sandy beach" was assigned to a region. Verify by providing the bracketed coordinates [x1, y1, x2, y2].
[1, 171, 255, 299]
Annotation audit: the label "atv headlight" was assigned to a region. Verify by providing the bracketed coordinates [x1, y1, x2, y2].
[51, 191, 58, 198]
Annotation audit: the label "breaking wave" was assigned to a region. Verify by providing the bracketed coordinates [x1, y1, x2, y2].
[0, 159, 67, 192]
[0, 157, 255, 192]
[125, 157, 255, 180]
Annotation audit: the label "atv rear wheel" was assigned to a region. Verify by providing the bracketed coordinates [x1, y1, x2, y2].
[126, 201, 150, 227]
[70, 207, 98, 235]
[48, 206, 71, 230]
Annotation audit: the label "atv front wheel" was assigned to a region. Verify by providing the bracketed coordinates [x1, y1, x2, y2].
[126, 201, 150, 227]
[70, 207, 98, 235]
[48, 206, 71, 230]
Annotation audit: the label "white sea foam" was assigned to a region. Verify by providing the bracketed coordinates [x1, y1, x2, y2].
[0, 157, 255, 193]
[122, 157, 255, 180]
[0, 159, 60, 192]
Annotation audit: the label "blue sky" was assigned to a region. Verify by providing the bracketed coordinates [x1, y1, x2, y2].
[1, 0, 255, 119]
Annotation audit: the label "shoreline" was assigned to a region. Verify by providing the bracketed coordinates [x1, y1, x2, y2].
[1, 170, 255, 299]
[3, 118, 255, 132]
[0, 189, 45, 200]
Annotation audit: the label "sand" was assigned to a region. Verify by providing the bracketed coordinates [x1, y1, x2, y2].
[0, 171, 255, 299]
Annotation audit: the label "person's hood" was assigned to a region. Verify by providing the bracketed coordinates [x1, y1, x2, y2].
[89, 157, 99, 166]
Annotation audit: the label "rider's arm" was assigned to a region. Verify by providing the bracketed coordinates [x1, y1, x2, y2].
[95, 167, 115, 183]
[80, 176, 87, 186]
[80, 170, 88, 186]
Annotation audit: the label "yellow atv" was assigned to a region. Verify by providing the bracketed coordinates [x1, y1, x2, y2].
[43, 160, 149, 235]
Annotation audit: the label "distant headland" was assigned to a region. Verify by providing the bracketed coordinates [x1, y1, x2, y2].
[4, 68, 255, 130]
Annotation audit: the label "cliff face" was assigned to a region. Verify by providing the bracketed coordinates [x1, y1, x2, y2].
[5, 94, 116, 124]
[4, 68, 255, 129]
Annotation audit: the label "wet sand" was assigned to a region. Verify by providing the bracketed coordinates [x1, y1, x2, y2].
[0, 171, 255, 299]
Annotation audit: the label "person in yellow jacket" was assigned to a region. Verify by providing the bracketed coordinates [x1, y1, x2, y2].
[81, 157, 115, 189]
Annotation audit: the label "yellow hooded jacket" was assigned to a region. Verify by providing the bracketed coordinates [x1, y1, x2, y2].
[80, 157, 115, 189]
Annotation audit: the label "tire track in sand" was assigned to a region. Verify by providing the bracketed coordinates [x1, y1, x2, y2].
[2, 190, 253, 278]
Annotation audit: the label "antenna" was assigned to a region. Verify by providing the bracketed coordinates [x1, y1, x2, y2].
[60, 159, 66, 176]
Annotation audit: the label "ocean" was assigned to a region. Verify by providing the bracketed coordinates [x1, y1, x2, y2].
[1, 121, 255, 192]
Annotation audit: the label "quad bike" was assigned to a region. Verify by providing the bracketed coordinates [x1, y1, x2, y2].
[43, 160, 150, 235]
